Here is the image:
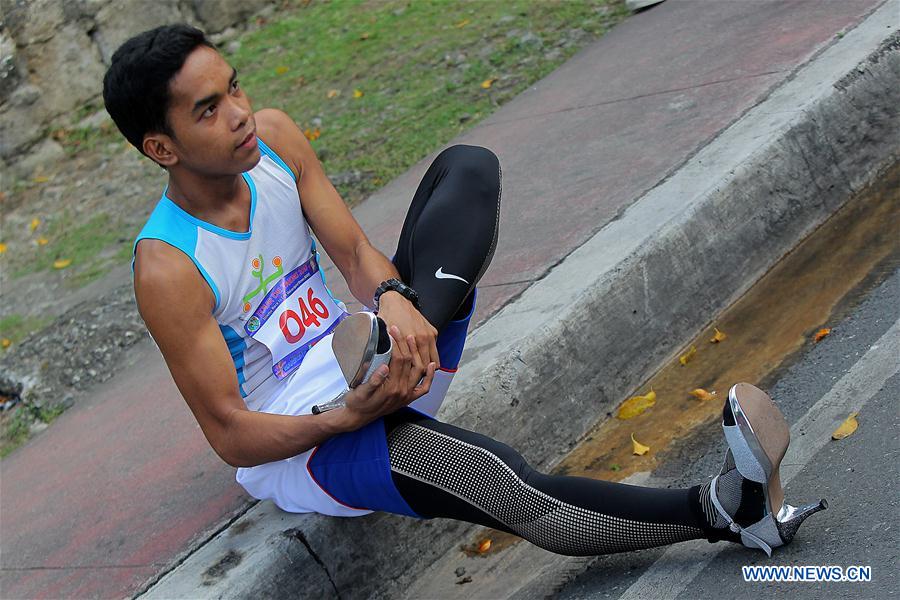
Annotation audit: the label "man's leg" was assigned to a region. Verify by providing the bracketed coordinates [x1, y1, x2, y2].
[391, 143, 501, 332]
[384, 410, 721, 556]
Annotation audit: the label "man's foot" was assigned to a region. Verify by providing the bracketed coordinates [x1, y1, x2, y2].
[696, 384, 827, 555]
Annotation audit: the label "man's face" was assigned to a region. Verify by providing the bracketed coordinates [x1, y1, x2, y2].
[160, 45, 260, 175]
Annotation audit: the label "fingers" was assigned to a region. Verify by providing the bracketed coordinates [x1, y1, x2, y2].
[413, 361, 436, 398]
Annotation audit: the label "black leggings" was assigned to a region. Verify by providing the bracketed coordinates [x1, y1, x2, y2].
[386, 144, 709, 555]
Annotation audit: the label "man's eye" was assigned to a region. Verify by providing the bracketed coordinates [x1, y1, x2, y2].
[202, 104, 216, 118]
[231, 80, 240, 92]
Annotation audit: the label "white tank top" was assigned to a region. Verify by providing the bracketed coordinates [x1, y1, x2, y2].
[134, 137, 350, 413]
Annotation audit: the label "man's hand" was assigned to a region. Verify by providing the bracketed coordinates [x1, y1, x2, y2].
[341, 325, 436, 428]
[375, 291, 440, 369]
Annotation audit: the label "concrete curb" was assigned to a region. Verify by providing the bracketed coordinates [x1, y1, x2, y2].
[139, 4, 898, 598]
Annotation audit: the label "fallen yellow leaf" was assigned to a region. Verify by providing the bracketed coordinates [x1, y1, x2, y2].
[631, 433, 650, 456]
[814, 328, 831, 343]
[359, 32, 370, 40]
[477, 539, 491, 553]
[37, 237, 49, 246]
[831, 411, 858, 440]
[617, 389, 657, 419]
[303, 127, 321, 141]
[1, 338, 10, 349]
[689, 388, 717, 401]
[455, 18, 470, 28]
[29, 218, 41, 232]
[33, 175, 50, 183]
[679, 345, 697, 366]
[481, 78, 497, 89]
[53, 258, 72, 269]
[353, 89, 364, 98]
[709, 327, 727, 343]
[0, 242, 6, 254]
[275, 65, 289, 75]
[327, 89, 340, 99]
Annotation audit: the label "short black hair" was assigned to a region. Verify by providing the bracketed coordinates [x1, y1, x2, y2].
[102, 24, 216, 159]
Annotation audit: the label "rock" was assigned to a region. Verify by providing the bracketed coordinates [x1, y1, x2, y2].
[518, 31, 543, 49]
[498, 15, 516, 24]
[454, 567, 466, 577]
[310, 117, 323, 128]
[21, 23, 106, 117]
[226, 40, 242, 55]
[0, 97, 45, 161]
[5, 139, 65, 180]
[0, 30, 22, 104]
[192, 0, 272, 34]
[544, 48, 562, 62]
[29, 421, 49, 435]
[92, 0, 189, 65]
[9, 84, 41, 108]
[76, 108, 112, 130]
[458, 113, 472, 123]
[505, 29, 522, 39]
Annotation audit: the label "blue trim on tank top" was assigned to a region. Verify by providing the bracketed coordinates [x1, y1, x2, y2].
[160, 172, 258, 240]
[132, 199, 223, 312]
[219, 324, 249, 397]
[257, 137, 297, 182]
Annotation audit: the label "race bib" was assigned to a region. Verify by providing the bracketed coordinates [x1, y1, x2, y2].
[244, 256, 348, 379]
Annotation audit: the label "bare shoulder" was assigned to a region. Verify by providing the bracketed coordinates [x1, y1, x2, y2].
[133, 239, 216, 321]
[254, 108, 314, 181]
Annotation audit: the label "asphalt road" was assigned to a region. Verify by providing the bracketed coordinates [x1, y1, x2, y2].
[553, 268, 899, 600]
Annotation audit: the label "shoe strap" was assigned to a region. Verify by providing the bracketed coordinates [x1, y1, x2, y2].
[360, 335, 393, 384]
[709, 474, 774, 557]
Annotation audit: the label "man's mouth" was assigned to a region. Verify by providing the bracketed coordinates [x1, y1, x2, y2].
[237, 130, 256, 149]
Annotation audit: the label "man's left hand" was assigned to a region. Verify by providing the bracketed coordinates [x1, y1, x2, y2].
[375, 291, 440, 369]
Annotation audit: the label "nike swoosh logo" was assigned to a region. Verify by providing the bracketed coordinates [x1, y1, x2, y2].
[435, 267, 469, 283]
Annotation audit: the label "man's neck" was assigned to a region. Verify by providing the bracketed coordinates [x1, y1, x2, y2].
[165, 168, 251, 231]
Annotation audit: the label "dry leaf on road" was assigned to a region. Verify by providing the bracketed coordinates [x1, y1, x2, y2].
[689, 388, 717, 401]
[679, 345, 697, 366]
[53, 258, 72, 269]
[814, 328, 831, 342]
[617, 389, 657, 419]
[631, 433, 650, 456]
[709, 327, 727, 343]
[832, 411, 859, 440]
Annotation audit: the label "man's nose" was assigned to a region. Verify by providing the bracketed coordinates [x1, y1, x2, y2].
[230, 99, 251, 130]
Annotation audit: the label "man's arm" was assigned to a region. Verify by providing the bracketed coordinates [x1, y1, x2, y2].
[134, 240, 358, 467]
[254, 108, 440, 367]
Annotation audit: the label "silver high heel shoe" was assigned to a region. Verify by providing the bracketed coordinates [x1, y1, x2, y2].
[709, 383, 827, 556]
[311, 312, 393, 414]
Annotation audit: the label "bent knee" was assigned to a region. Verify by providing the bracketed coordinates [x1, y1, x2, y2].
[439, 144, 501, 186]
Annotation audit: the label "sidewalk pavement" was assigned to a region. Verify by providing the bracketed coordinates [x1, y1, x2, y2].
[0, 1, 892, 598]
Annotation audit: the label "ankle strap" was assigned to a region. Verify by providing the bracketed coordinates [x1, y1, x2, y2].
[709, 475, 774, 557]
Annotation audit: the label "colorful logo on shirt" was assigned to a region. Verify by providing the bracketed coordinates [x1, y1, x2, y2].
[242, 254, 283, 313]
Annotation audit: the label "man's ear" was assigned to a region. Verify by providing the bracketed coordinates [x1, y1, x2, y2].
[143, 133, 179, 168]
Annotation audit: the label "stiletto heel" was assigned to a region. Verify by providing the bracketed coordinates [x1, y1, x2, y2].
[708, 383, 827, 556]
[776, 499, 829, 544]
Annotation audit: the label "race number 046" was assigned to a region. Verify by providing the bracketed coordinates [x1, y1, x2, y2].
[278, 287, 330, 343]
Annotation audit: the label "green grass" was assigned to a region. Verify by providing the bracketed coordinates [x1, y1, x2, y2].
[0, 402, 65, 459]
[0, 314, 53, 347]
[229, 0, 627, 204]
[7, 212, 132, 287]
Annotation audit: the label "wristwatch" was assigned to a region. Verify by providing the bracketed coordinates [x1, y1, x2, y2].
[373, 278, 420, 311]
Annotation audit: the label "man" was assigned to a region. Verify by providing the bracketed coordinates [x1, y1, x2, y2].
[103, 24, 825, 558]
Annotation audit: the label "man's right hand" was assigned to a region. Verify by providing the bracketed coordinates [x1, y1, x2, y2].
[340, 325, 436, 429]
